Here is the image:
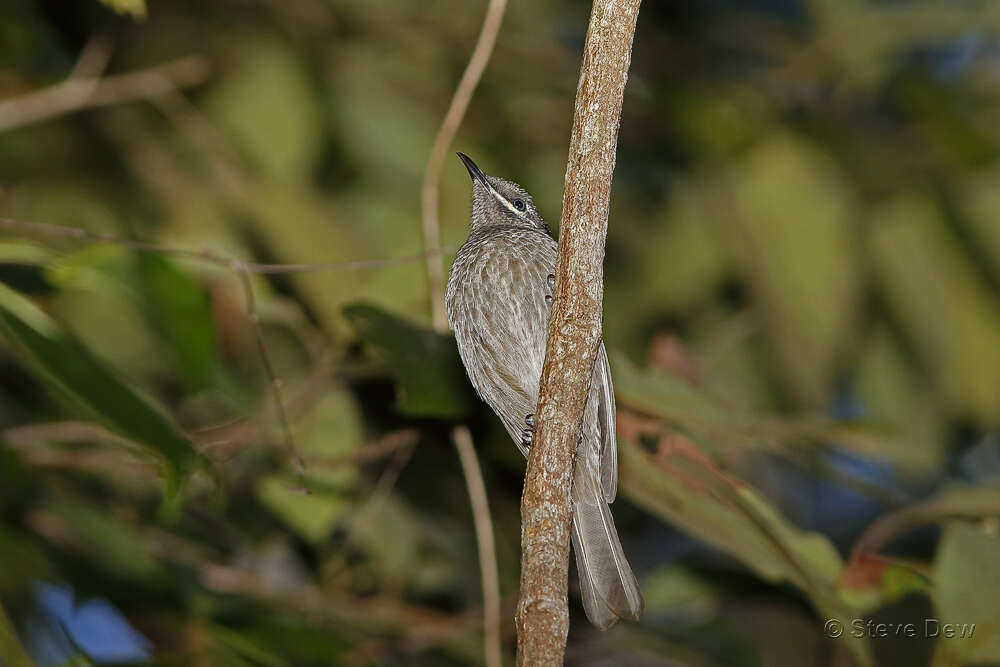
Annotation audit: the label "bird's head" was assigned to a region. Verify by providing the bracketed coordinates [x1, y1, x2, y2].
[458, 153, 550, 234]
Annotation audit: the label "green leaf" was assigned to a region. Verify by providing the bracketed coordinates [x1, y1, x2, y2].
[933, 523, 1000, 663]
[0, 524, 49, 595]
[620, 434, 840, 588]
[853, 326, 943, 471]
[44, 244, 126, 292]
[624, 179, 727, 311]
[136, 255, 217, 391]
[641, 565, 721, 617]
[257, 476, 351, 544]
[257, 390, 363, 543]
[612, 351, 739, 443]
[869, 195, 1000, 422]
[237, 182, 372, 339]
[46, 503, 161, 581]
[0, 241, 54, 265]
[959, 168, 1000, 281]
[210, 625, 291, 667]
[612, 351, 918, 468]
[0, 283, 203, 499]
[230, 618, 351, 664]
[723, 134, 860, 405]
[619, 433, 873, 665]
[343, 302, 476, 418]
[350, 495, 423, 589]
[205, 38, 321, 181]
[0, 599, 36, 667]
[838, 553, 930, 613]
[96, 0, 146, 19]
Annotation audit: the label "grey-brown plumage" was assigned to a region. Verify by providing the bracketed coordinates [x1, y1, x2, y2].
[446, 153, 643, 630]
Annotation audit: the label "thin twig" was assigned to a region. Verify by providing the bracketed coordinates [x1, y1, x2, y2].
[0, 214, 452, 490]
[30, 502, 481, 650]
[342, 439, 418, 543]
[419, 1, 508, 665]
[307, 429, 420, 471]
[234, 264, 307, 490]
[69, 34, 114, 81]
[360, 441, 416, 515]
[452, 426, 503, 667]
[192, 351, 336, 456]
[4, 421, 154, 477]
[16, 447, 154, 478]
[516, 2, 641, 664]
[152, 91, 247, 194]
[420, 0, 508, 330]
[0, 217, 449, 275]
[321, 437, 418, 591]
[0, 55, 211, 132]
[199, 561, 480, 649]
[4, 420, 127, 449]
[851, 491, 1000, 561]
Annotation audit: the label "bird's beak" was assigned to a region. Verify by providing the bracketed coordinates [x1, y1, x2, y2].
[457, 152, 488, 187]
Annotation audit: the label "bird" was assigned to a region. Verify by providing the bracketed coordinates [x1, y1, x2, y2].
[445, 152, 643, 630]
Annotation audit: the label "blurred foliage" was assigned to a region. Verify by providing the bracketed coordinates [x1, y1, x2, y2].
[1, 0, 999, 665]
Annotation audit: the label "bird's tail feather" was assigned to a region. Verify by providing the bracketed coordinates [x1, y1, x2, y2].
[571, 493, 644, 630]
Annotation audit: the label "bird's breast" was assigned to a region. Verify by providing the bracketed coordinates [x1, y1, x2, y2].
[446, 228, 557, 382]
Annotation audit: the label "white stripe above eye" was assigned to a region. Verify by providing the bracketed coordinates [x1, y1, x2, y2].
[486, 184, 528, 221]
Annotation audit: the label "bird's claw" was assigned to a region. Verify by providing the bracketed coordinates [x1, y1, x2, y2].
[521, 414, 535, 448]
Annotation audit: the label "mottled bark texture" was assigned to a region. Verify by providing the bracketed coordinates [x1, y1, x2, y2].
[514, 1, 642, 664]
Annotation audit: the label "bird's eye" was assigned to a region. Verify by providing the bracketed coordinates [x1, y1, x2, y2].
[513, 198, 527, 212]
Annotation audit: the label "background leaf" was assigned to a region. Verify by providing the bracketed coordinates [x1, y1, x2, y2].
[344, 302, 476, 418]
[2, 1, 1000, 664]
[0, 600, 36, 667]
[0, 283, 203, 497]
[96, 0, 146, 19]
[135, 255, 218, 391]
[933, 523, 1000, 663]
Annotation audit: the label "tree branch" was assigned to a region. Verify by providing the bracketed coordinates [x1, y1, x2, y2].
[0, 55, 210, 133]
[515, 1, 641, 664]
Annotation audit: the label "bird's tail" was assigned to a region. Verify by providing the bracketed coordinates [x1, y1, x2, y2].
[571, 490, 644, 630]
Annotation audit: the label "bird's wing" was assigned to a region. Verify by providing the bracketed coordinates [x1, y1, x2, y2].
[450, 229, 557, 458]
[595, 343, 617, 503]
